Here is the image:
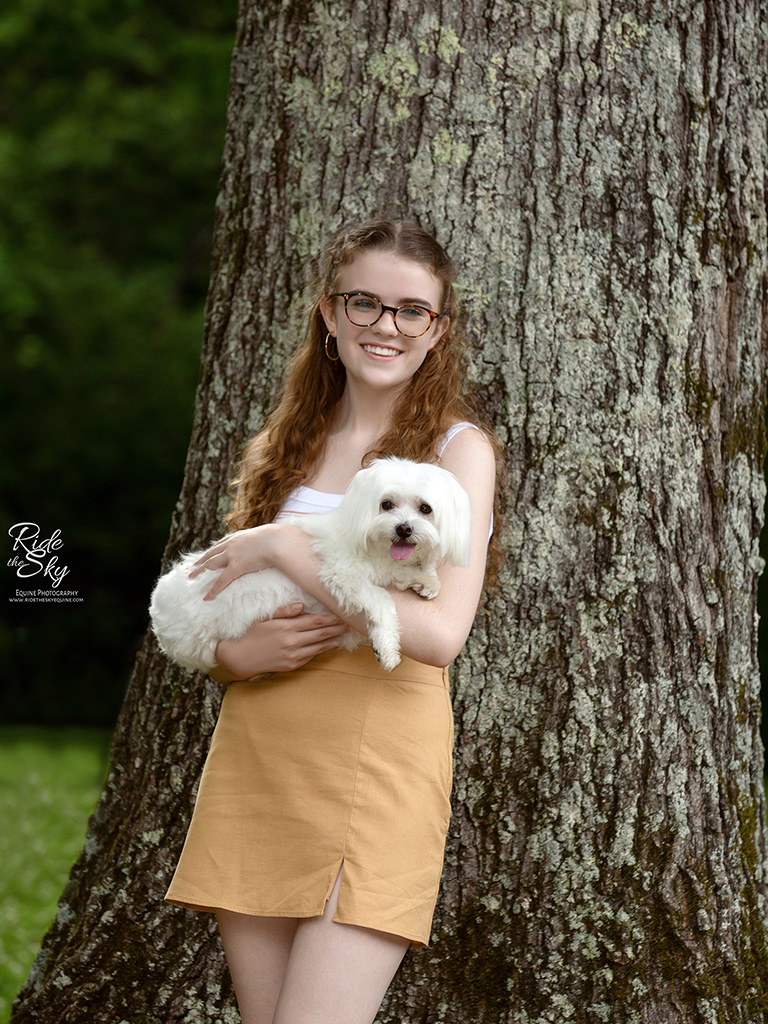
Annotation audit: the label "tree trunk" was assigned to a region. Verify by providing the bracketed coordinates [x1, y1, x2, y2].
[12, 0, 768, 1021]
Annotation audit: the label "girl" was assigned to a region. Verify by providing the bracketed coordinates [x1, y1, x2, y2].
[165, 220, 498, 1024]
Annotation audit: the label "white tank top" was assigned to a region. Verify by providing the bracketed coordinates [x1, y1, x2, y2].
[275, 422, 492, 537]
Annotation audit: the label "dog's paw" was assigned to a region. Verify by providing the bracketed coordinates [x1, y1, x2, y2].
[409, 576, 440, 600]
[372, 644, 401, 671]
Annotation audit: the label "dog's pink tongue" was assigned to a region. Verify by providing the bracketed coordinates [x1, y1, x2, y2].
[390, 541, 416, 561]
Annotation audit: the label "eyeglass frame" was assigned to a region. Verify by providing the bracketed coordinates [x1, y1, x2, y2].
[329, 291, 442, 339]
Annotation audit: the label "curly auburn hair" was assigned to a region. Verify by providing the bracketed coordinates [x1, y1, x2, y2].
[226, 220, 503, 576]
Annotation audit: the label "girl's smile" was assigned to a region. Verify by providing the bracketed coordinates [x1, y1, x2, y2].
[361, 342, 403, 359]
[165, 220, 497, 1024]
[320, 250, 449, 394]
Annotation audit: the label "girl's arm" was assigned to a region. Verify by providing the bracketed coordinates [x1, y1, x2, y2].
[193, 429, 497, 668]
[208, 604, 350, 683]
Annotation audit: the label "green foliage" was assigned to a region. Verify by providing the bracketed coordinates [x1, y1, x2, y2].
[0, 726, 112, 1018]
[0, 0, 236, 723]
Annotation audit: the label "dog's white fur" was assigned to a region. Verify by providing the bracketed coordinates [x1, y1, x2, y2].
[149, 457, 472, 673]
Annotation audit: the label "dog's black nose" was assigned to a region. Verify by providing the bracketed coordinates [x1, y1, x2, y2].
[395, 523, 412, 540]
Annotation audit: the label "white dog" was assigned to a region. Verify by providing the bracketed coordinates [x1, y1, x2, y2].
[149, 457, 472, 673]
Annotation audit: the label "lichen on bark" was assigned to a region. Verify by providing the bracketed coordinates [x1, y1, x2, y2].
[10, 1, 768, 1022]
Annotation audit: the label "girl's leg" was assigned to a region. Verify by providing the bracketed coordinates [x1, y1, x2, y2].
[272, 867, 410, 1024]
[215, 910, 298, 1024]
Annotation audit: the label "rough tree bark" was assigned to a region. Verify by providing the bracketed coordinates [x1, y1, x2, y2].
[12, 0, 768, 1021]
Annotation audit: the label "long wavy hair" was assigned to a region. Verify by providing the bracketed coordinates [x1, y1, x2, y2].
[226, 220, 503, 575]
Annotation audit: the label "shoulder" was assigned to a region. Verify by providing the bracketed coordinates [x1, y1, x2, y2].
[437, 423, 496, 547]
[437, 422, 496, 494]
[439, 421, 496, 463]
[437, 420, 481, 456]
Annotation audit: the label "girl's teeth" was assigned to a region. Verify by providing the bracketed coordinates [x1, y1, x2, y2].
[364, 345, 399, 356]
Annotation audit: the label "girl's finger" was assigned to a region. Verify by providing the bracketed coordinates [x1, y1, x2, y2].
[271, 603, 305, 619]
[203, 573, 232, 601]
[192, 538, 228, 567]
[298, 612, 347, 630]
[316, 621, 349, 638]
[189, 559, 222, 580]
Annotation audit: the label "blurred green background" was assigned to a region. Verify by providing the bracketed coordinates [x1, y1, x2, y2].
[1, 0, 236, 726]
[0, 0, 766, 1016]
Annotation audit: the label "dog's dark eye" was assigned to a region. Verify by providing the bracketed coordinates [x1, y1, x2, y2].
[419, 503, 433, 515]
[381, 500, 395, 511]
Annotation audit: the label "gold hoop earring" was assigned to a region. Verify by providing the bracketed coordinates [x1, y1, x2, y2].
[324, 333, 340, 361]
[419, 348, 441, 379]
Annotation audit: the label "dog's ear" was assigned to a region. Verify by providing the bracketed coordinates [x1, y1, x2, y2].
[433, 471, 472, 567]
[338, 461, 386, 554]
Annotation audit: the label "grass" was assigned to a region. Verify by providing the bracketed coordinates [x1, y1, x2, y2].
[0, 727, 765, 1024]
[0, 726, 112, 1022]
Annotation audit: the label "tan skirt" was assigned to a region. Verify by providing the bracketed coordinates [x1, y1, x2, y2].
[164, 646, 454, 947]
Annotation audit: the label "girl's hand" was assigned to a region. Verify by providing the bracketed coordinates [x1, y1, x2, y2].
[209, 603, 349, 682]
[189, 524, 280, 600]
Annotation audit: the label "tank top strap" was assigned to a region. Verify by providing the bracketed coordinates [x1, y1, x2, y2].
[436, 421, 480, 459]
[436, 422, 495, 541]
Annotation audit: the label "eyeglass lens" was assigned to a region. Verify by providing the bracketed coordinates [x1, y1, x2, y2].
[345, 295, 431, 337]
